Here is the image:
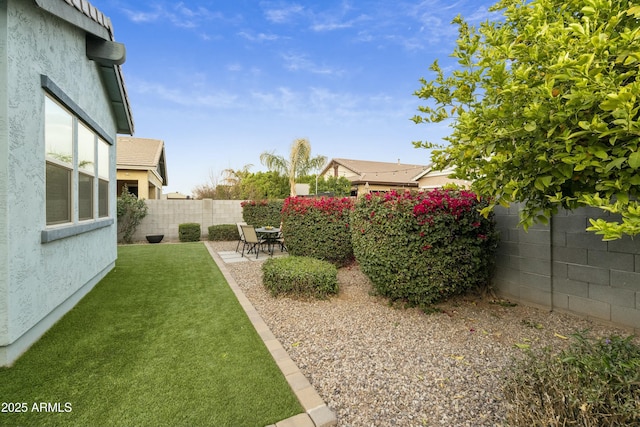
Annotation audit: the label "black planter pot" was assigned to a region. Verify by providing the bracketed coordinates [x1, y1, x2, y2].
[146, 234, 164, 244]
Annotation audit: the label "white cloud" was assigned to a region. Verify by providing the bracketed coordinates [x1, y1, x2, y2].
[121, 2, 225, 30]
[281, 52, 344, 76]
[132, 79, 240, 109]
[122, 5, 164, 23]
[237, 31, 281, 42]
[262, 3, 305, 23]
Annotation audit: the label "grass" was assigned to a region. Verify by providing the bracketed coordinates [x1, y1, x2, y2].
[0, 243, 302, 427]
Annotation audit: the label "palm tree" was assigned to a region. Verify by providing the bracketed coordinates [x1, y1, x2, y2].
[260, 138, 327, 196]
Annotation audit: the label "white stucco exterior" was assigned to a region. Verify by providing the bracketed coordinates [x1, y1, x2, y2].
[0, 0, 130, 365]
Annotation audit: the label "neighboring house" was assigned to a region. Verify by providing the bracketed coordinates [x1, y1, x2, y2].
[320, 158, 467, 196]
[117, 137, 168, 199]
[413, 165, 471, 190]
[0, 0, 134, 366]
[320, 158, 427, 196]
[165, 192, 190, 200]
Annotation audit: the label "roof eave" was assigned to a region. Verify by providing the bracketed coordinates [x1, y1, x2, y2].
[95, 62, 134, 134]
[351, 180, 419, 187]
[37, 0, 134, 135]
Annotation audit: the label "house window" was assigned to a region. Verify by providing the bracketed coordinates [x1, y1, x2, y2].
[45, 96, 73, 224]
[78, 122, 95, 221]
[98, 139, 109, 217]
[45, 95, 110, 225]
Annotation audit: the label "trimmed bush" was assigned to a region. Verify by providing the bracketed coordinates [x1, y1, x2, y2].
[280, 197, 354, 267]
[262, 256, 338, 299]
[178, 223, 201, 242]
[504, 332, 640, 426]
[241, 200, 284, 228]
[350, 189, 498, 308]
[208, 224, 239, 241]
[116, 187, 148, 244]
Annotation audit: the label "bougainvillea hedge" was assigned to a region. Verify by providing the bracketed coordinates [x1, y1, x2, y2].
[351, 189, 499, 308]
[280, 196, 354, 267]
[241, 200, 284, 228]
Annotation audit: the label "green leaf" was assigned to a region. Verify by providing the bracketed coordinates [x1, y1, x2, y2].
[581, 6, 596, 15]
[534, 175, 553, 191]
[600, 97, 622, 111]
[627, 5, 640, 18]
[628, 151, 640, 169]
[605, 157, 626, 172]
[524, 122, 537, 132]
[593, 150, 609, 160]
[568, 23, 585, 35]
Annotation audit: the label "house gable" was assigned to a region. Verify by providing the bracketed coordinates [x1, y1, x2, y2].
[116, 137, 168, 200]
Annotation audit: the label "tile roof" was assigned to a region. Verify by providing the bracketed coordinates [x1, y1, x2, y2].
[321, 158, 430, 185]
[61, 0, 114, 37]
[117, 137, 165, 168]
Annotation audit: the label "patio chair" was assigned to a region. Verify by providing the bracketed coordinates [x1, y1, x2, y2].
[235, 222, 247, 252]
[275, 223, 286, 252]
[240, 224, 268, 259]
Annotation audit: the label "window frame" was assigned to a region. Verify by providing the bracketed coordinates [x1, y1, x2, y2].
[41, 75, 115, 243]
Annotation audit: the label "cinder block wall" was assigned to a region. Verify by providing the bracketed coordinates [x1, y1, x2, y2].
[493, 204, 640, 332]
[130, 199, 244, 242]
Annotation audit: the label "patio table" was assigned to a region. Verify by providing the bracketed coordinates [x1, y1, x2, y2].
[255, 227, 280, 255]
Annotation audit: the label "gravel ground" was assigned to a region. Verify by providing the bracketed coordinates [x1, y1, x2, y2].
[208, 241, 635, 427]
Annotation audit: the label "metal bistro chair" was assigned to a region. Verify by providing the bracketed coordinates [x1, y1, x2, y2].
[240, 224, 268, 259]
[235, 222, 247, 252]
[275, 223, 286, 252]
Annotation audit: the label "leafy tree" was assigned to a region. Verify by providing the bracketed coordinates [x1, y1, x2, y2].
[239, 171, 289, 199]
[192, 168, 289, 200]
[296, 175, 353, 196]
[192, 182, 216, 199]
[117, 185, 148, 244]
[260, 138, 327, 196]
[412, 0, 640, 240]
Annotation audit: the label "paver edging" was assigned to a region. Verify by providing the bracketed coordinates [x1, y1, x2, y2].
[204, 242, 337, 427]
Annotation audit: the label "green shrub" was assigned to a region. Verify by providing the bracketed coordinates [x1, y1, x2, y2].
[262, 256, 338, 299]
[116, 186, 148, 244]
[280, 197, 354, 267]
[208, 224, 239, 241]
[178, 223, 201, 242]
[350, 189, 498, 308]
[241, 200, 283, 228]
[504, 332, 640, 426]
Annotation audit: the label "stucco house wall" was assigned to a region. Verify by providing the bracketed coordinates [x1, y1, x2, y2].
[416, 173, 470, 189]
[0, 0, 130, 365]
[117, 169, 162, 199]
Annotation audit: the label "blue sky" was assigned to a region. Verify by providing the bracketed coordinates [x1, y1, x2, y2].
[95, 0, 498, 195]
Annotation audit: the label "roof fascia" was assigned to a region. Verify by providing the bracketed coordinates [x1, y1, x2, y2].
[351, 180, 419, 187]
[157, 145, 168, 185]
[35, 0, 110, 40]
[36, 0, 134, 134]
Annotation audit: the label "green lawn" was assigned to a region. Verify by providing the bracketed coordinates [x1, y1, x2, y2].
[0, 243, 302, 427]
